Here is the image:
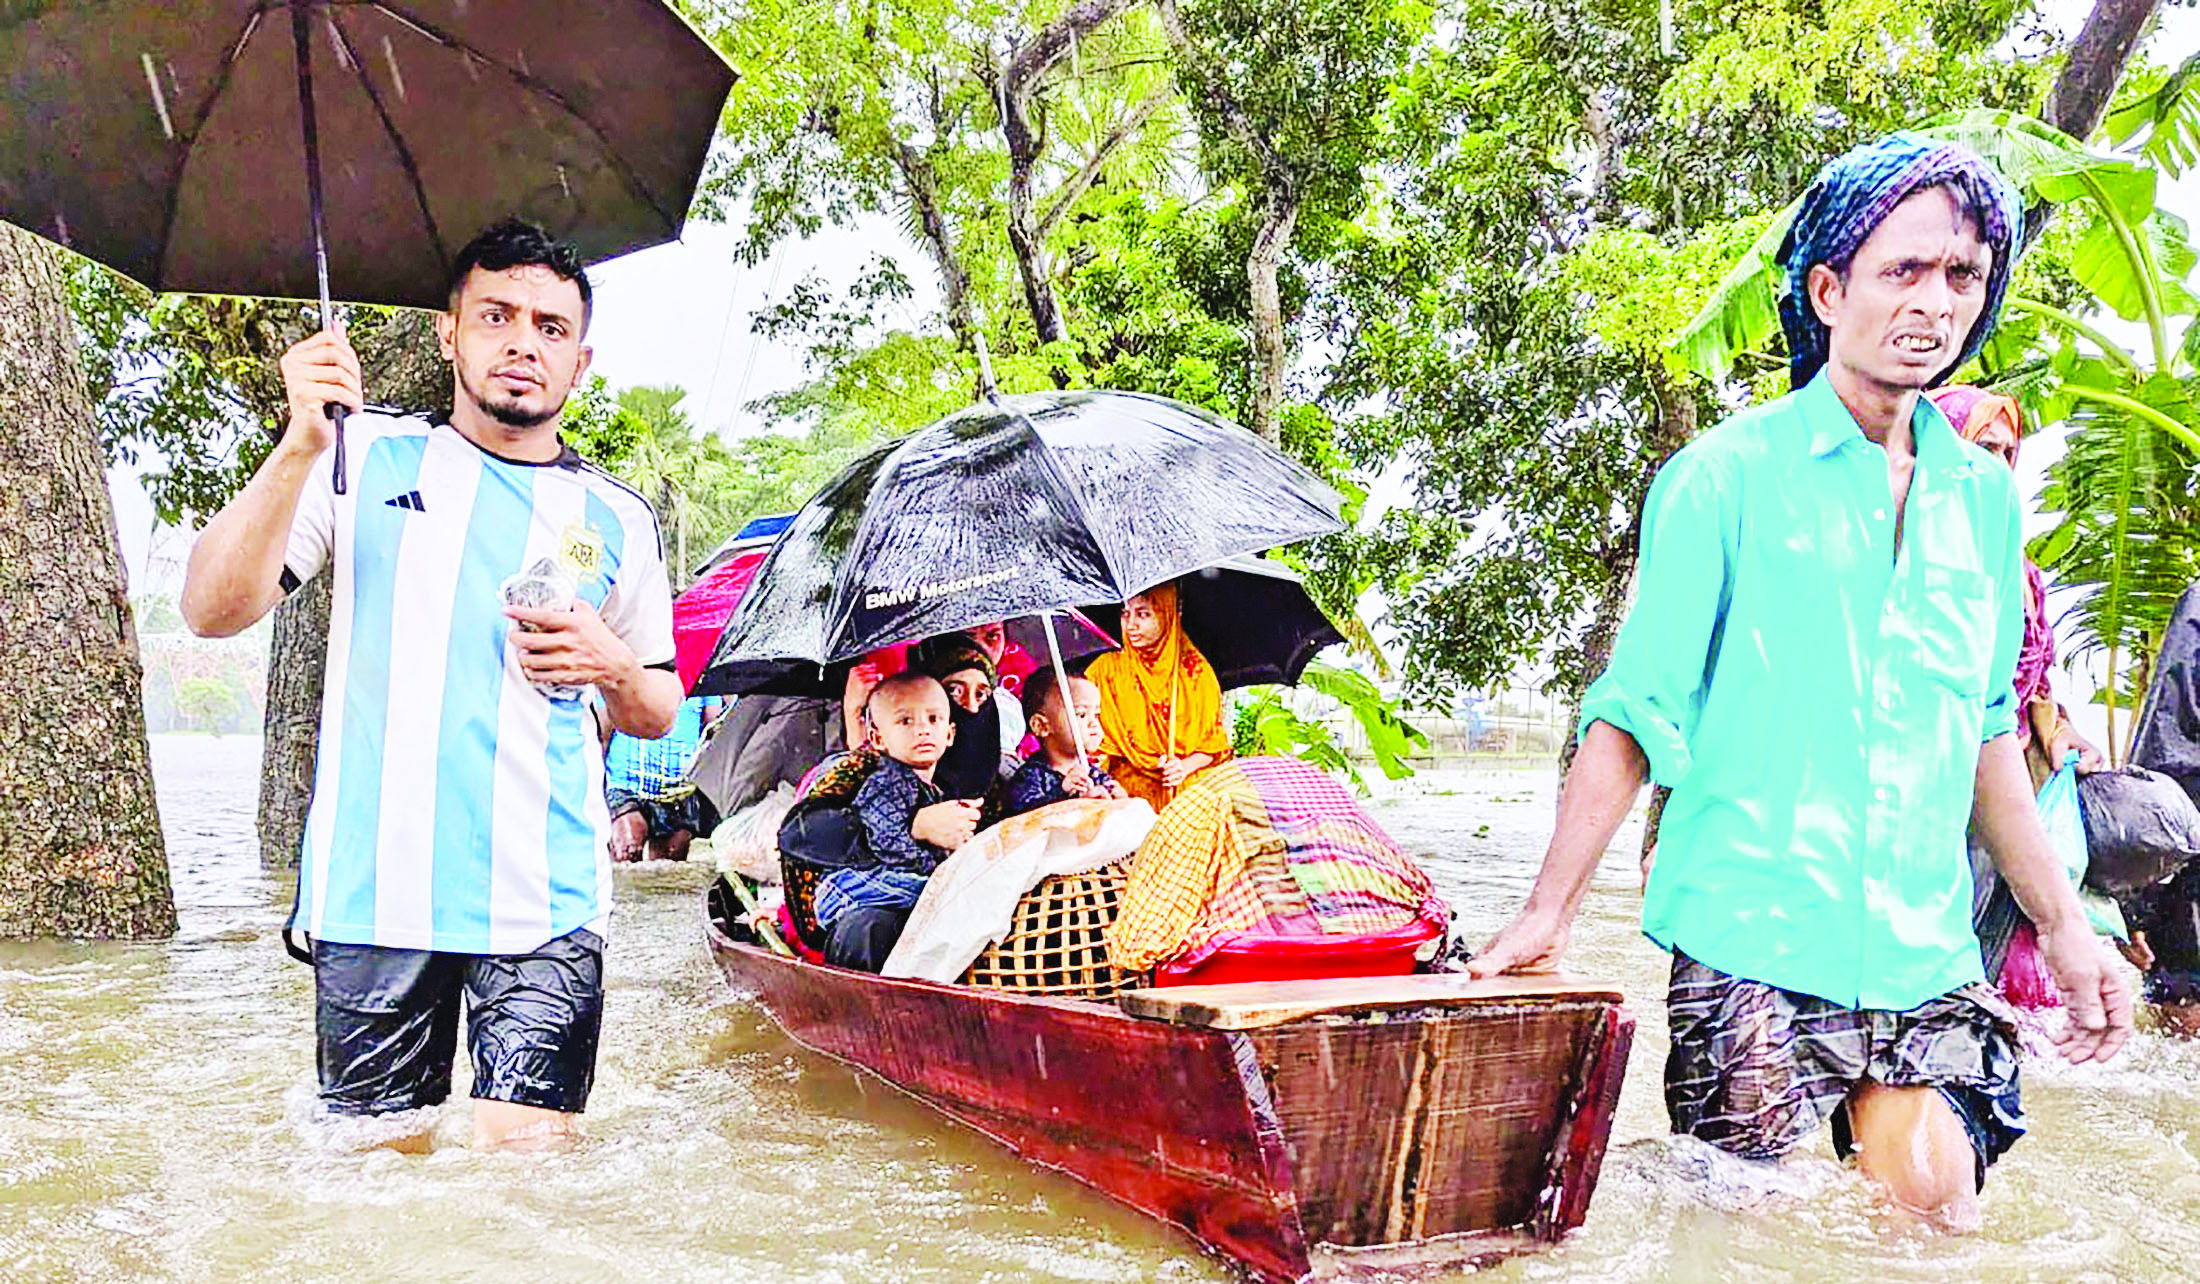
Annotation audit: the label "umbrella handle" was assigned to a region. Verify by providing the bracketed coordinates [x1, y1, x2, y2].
[1040, 612, 1089, 765]
[329, 403, 347, 494]
[293, 1, 346, 495]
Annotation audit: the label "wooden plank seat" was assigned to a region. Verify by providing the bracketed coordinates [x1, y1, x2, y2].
[1116, 972, 1627, 1030]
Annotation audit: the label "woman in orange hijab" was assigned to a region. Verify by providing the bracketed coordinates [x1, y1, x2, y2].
[1087, 583, 1232, 812]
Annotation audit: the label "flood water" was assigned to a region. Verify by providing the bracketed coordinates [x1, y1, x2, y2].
[1, 736, 2195, 1282]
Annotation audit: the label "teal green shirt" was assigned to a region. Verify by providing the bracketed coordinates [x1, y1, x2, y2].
[1582, 372, 2024, 1010]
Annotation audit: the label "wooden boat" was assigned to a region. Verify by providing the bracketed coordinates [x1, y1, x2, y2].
[705, 880, 1635, 1283]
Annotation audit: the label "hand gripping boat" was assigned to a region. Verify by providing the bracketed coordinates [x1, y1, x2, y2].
[706, 880, 1633, 1282]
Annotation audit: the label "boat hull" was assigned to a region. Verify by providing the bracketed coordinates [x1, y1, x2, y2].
[706, 890, 1632, 1283]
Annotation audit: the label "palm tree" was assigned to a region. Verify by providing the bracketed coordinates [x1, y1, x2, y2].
[601, 385, 743, 587]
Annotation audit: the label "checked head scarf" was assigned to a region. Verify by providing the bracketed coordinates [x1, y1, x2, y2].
[1777, 133, 2023, 392]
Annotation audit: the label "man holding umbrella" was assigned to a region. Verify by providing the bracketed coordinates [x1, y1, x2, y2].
[183, 220, 681, 1151]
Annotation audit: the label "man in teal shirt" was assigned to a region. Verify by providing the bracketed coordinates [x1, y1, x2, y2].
[1472, 135, 2131, 1228]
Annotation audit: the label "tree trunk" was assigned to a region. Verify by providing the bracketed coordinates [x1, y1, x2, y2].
[1557, 542, 1640, 778]
[2023, 0, 2163, 250]
[1557, 363, 1701, 788]
[892, 140, 979, 351]
[254, 308, 448, 869]
[1246, 182, 1300, 445]
[256, 573, 329, 868]
[1152, 0, 1300, 443]
[0, 222, 176, 937]
[1002, 93, 1068, 346]
[997, 0, 1138, 351]
[2045, 0, 2162, 139]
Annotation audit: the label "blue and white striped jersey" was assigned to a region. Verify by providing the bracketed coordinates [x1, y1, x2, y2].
[281, 412, 674, 954]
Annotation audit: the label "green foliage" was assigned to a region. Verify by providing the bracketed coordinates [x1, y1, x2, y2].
[1231, 661, 1427, 791]
[2104, 50, 2200, 177]
[1233, 689, 1356, 780]
[175, 676, 241, 736]
[1300, 662, 1427, 780]
[2033, 371, 2200, 670]
[1165, 0, 1423, 216]
[67, 262, 449, 525]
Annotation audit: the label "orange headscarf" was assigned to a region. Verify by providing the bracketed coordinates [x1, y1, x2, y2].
[1088, 583, 1230, 778]
[1926, 384, 2023, 447]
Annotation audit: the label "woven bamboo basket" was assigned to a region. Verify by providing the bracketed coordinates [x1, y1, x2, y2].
[962, 862, 1138, 998]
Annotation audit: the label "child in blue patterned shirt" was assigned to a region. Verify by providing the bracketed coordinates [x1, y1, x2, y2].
[814, 671, 981, 970]
[999, 667, 1127, 820]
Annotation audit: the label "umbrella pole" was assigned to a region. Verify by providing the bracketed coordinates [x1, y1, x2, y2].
[1166, 662, 1179, 805]
[1040, 612, 1089, 765]
[291, 0, 348, 495]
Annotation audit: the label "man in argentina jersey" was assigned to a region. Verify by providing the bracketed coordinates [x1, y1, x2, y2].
[181, 220, 681, 1151]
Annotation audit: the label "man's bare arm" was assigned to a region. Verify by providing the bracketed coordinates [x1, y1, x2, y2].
[1469, 720, 1649, 976]
[1971, 733, 2131, 1063]
[602, 667, 684, 740]
[181, 329, 358, 636]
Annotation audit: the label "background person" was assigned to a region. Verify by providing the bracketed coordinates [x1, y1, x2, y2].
[1928, 384, 2104, 1017]
[180, 219, 682, 1152]
[2123, 579, 2200, 1037]
[999, 668, 1125, 820]
[1926, 384, 2103, 781]
[1087, 584, 1231, 811]
[909, 634, 1011, 799]
[605, 693, 727, 862]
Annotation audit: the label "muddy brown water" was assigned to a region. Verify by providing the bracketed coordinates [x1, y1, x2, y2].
[0, 735, 2194, 1282]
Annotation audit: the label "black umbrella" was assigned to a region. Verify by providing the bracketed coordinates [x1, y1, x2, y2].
[0, 0, 733, 488]
[1079, 555, 1342, 690]
[697, 390, 1346, 698]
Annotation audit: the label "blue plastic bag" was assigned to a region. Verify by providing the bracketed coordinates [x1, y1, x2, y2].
[2037, 757, 2128, 941]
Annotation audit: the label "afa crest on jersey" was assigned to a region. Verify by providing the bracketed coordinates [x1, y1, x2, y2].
[558, 521, 607, 584]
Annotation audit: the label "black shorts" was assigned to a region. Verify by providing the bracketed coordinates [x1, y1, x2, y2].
[607, 787, 720, 840]
[314, 927, 604, 1116]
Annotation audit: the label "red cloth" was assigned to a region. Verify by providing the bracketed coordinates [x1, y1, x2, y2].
[775, 903, 827, 964]
[671, 549, 769, 692]
[2016, 560, 2054, 706]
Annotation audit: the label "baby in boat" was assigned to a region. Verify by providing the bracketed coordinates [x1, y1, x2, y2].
[813, 672, 981, 970]
[998, 667, 1127, 820]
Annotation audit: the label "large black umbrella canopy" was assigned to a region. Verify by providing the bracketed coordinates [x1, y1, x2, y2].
[698, 390, 1346, 697]
[0, 1, 733, 309]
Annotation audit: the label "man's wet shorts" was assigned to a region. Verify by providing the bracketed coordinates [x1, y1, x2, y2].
[1664, 951, 2025, 1188]
[313, 927, 604, 1115]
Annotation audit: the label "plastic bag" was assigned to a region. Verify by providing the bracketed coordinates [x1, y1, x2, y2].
[2076, 765, 2200, 895]
[2038, 760, 2128, 941]
[713, 783, 796, 883]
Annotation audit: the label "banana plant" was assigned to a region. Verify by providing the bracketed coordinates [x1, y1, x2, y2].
[1231, 660, 1428, 792]
[1667, 108, 2200, 760]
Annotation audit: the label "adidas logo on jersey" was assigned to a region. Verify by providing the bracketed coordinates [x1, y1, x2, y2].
[384, 490, 427, 512]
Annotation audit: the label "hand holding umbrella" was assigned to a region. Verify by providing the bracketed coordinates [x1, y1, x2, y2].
[276, 323, 363, 460]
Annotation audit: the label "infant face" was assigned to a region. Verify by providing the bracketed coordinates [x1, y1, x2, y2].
[871, 679, 953, 770]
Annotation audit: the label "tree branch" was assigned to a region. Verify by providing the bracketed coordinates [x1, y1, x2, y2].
[1151, 0, 1285, 179]
[2025, 0, 2163, 249]
[1037, 82, 1174, 238]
